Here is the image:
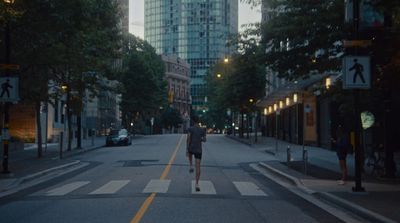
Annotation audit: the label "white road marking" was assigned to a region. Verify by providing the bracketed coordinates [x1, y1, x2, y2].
[46, 181, 90, 196]
[89, 180, 130, 195]
[191, 180, 216, 195]
[233, 181, 267, 196]
[143, 179, 171, 193]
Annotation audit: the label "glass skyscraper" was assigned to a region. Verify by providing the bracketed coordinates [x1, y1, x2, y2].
[144, 0, 238, 110]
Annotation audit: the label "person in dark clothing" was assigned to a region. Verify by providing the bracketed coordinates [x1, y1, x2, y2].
[332, 125, 349, 185]
[186, 115, 206, 192]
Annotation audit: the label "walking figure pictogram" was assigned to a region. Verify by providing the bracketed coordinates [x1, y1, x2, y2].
[349, 59, 366, 83]
[0, 79, 13, 98]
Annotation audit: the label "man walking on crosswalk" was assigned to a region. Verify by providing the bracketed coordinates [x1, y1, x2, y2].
[186, 115, 207, 192]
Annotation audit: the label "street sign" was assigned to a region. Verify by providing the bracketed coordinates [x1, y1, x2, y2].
[0, 64, 19, 70]
[343, 40, 372, 48]
[0, 77, 19, 102]
[343, 56, 371, 89]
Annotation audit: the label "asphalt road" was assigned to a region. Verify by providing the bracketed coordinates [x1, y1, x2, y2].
[0, 134, 344, 223]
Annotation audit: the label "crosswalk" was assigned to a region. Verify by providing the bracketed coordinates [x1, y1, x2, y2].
[38, 179, 268, 197]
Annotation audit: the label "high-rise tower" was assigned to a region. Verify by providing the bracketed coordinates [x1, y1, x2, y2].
[145, 0, 238, 110]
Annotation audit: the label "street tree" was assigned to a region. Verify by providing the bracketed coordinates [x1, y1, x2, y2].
[5, 0, 121, 154]
[120, 34, 167, 134]
[261, 0, 345, 80]
[161, 107, 183, 132]
[206, 38, 265, 136]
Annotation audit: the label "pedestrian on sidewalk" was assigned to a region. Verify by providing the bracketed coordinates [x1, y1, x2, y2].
[186, 115, 207, 192]
[332, 125, 349, 185]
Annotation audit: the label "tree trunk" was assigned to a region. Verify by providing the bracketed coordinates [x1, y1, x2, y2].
[67, 91, 72, 151]
[77, 113, 82, 149]
[240, 112, 244, 138]
[35, 101, 42, 158]
[246, 113, 250, 139]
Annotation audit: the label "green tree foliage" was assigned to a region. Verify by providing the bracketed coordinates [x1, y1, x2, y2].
[262, 0, 344, 80]
[120, 34, 167, 133]
[161, 107, 183, 130]
[0, 0, 121, 154]
[206, 39, 265, 130]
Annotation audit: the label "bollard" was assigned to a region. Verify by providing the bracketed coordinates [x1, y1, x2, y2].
[303, 149, 308, 175]
[287, 146, 291, 167]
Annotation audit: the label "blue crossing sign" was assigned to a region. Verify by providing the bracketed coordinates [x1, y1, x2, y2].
[343, 56, 371, 89]
[0, 77, 19, 102]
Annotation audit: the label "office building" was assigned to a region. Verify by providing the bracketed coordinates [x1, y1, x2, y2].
[144, 0, 238, 110]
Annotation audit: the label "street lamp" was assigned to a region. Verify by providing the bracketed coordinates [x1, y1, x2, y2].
[325, 77, 332, 90]
[216, 73, 222, 79]
[2, 0, 15, 174]
[293, 93, 298, 103]
[279, 100, 284, 109]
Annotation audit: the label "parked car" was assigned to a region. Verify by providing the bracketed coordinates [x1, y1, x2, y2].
[106, 129, 132, 146]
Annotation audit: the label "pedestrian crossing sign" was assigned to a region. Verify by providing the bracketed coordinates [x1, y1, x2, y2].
[0, 77, 19, 102]
[342, 56, 371, 89]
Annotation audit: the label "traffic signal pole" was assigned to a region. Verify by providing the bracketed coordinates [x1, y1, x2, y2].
[352, 0, 365, 192]
[2, 21, 11, 174]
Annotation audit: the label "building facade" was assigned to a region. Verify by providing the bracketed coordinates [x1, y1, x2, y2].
[144, 0, 238, 110]
[161, 55, 191, 132]
[258, 0, 324, 147]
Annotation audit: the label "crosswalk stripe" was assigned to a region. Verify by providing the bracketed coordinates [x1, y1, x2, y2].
[233, 181, 267, 196]
[89, 180, 130, 195]
[143, 179, 171, 193]
[191, 180, 216, 195]
[46, 181, 90, 196]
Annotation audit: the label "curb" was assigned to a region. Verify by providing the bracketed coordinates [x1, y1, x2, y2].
[258, 162, 315, 194]
[226, 135, 252, 146]
[5, 160, 81, 190]
[257, 162, 397, 223]
[51, 144, 105, 159]
[316, 192, 397, 223]
[0, 160, 88, 199]
[68, 144, 105, 156]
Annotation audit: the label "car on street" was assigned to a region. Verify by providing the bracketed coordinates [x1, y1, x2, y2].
[106, 129, 132, 146]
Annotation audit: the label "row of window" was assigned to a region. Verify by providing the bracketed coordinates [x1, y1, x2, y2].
[166, 62, 189, 76]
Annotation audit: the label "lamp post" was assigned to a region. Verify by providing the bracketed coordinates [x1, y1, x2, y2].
[2, 0, 15, 174]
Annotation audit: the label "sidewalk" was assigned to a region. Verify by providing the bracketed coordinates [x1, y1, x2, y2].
[0, 136, 106, 196]
[229, 134, 400, 223]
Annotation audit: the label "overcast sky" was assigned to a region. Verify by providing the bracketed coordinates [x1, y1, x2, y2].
[129, 0, 261, 38]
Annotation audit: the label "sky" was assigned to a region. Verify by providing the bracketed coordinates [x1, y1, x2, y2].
[129, 0, 261, 39]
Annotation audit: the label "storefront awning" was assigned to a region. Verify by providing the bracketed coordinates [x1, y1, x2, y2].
[256, 73, 332, 108]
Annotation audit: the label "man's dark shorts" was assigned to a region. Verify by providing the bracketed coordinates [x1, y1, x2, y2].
[189, 152, 202, 160]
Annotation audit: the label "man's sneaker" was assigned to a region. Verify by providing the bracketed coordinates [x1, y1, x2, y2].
[195, 185, 200, 192]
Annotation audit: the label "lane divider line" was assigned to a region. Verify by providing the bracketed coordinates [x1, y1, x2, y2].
[160, 135, 184, 180]
[130, 134, 184, 223]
